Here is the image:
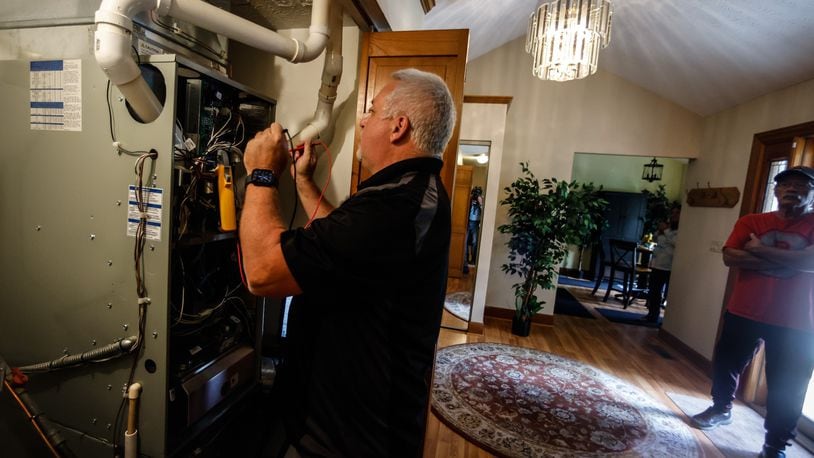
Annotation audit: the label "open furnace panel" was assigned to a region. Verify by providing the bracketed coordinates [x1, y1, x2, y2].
[0, 37, 276, 457]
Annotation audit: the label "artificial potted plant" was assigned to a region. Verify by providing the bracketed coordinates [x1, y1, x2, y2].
[499, 163, 607, 336]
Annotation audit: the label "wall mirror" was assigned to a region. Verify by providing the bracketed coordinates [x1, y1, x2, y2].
[441, 140, 491, 331]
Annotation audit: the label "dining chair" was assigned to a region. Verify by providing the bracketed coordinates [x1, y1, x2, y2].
[602, 239, 651, 307]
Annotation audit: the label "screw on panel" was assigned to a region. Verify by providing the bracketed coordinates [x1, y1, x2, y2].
[90, 234, 96, 240]
[107, 384, 112, 391]
[150, 245, 156, 251]
[116, 200, 122, 206]
[152, 331, 159, 339]
[118, 96, 124, 102]
[122, 324, 128, 331]
[107, 260, 113, 266]
[35, 225, 41, 231]
[91, 340, 97, 346]
[107, 302, 113, 309]
[62, 348, 69, 355]
[106, 424, 112, 430]
[91, 418, 97, 425]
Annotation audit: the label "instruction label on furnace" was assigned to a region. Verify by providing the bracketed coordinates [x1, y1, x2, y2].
[127, 185, 163, 242]
[29, 60, 82, 131]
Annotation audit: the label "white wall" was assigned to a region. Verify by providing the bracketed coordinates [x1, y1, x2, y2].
[463, 36, 703, 318]
[376, 0, 425, 30]
[666, 78, 814, 359]
[230, 26, 360, 223]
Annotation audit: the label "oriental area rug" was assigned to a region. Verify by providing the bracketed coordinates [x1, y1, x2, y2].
[444, 291, 472, 321]
[431, 343, 700, 457]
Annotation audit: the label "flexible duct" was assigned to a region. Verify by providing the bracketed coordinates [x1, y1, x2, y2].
[18, 336, 137, 373]
[94, 0, 333, 123]
[295, 0, 343, 145]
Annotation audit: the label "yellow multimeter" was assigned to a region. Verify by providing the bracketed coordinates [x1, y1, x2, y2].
[216, 163, 237, 232]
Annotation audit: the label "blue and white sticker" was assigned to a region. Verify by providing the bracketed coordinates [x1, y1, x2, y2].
[29, 60, 82, 131]
[127, 185, 163, 241]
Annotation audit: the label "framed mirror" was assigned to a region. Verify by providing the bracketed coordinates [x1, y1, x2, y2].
[441, 140, 491, 330]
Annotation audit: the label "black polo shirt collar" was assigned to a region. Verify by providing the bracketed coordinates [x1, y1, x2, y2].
[358, 157, 443, 191]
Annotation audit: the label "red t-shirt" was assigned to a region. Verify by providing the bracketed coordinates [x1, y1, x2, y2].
[724, 211, 814, 332]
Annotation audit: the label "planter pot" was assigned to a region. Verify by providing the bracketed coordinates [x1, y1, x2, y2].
[511, 315, 532, 337]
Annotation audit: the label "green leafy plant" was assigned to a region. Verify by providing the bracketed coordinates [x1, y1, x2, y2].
[642, 185, 679, 236]
[499, 163, 607, 325]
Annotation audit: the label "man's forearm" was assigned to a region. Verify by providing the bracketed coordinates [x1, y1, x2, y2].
[723, 247, 784, 270]
[746, 244, 814, 272]
[296, 176, 335, 220]
[239, 186, 300, 296]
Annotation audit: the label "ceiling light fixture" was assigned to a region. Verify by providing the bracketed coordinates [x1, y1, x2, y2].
[476, 154, 489, 164]
[525, 0, 612, 82]
[642, 158, 664, 182]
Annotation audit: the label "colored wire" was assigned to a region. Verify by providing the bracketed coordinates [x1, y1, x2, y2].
[305, 141, 333, 228]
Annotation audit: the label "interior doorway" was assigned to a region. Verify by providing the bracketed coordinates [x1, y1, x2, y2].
[441, 140, 490, 331]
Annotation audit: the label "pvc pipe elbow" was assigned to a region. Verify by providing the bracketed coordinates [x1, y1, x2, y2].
[94, 24, 141, 85]
[292, 31, 329, 63]
[128, 382, 142, 400]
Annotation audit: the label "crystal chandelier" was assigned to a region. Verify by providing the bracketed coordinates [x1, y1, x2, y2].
[525, 0, 613, 82]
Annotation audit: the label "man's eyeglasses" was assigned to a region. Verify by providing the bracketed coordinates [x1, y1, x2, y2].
[776, 181, 814, 190]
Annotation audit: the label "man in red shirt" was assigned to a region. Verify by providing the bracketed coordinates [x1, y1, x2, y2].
[691, 166, 814, 458]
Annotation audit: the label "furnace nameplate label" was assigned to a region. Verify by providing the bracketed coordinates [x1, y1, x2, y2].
[29, 60, 82, 131]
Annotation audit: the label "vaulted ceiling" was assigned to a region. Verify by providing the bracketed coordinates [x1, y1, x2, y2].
[238, 0, 814, 117]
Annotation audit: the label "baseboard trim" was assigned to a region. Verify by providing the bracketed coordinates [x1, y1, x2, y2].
[658, 328, 712, 376]
[484, 306, 554, 326]
[467, 322, 484, 334]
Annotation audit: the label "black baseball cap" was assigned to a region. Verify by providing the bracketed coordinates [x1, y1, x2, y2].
[774, 166, 814, 183]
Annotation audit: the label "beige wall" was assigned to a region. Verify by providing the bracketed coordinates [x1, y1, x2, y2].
[666, 78, 814, 359]
[463, 36, 703, 318]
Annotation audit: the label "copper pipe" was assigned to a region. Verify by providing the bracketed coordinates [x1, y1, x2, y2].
[3, 379, 60, 458]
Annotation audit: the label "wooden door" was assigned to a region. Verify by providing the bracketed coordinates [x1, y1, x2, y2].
[448, 165, 473, 278]
[350, 29, 469, 196]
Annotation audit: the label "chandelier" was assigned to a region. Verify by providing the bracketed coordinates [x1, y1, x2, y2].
[642, 158, 664, 182]
[525, 0, 613, 82]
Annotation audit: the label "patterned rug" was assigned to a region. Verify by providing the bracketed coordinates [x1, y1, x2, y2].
[432, 343, 700, 457]
[444, 291, 472, 321]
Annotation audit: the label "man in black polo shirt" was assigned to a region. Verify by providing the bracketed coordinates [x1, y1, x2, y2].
[239, 68, 456, 457]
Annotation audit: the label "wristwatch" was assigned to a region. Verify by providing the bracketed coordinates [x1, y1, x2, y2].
[246, 169, 278, 189]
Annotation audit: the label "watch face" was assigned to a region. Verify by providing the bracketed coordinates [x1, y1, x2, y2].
[250, 169, 277, 187]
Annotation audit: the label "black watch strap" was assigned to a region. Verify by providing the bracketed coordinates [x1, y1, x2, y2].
[246, 169, 278, 188]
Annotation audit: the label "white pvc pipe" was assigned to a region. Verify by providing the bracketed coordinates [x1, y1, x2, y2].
[157, 0, 329, 63]
[295, 2, 343, 144]
[94, 0, 333, 124]
[95, 0, 163, 122]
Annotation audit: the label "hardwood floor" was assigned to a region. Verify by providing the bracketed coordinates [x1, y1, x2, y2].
[422, 285, 723, 457]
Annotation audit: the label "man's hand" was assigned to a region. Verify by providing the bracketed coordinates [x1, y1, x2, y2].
[744, 233, 764, 251]
[244, 123, 289, 176]
[291, 141, 318, 182]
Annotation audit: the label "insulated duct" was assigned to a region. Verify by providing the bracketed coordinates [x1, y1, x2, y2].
[94, 0, 334, 124]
